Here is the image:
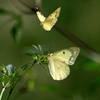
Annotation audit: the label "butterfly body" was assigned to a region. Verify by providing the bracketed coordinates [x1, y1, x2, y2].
[48, 47, 80, 80]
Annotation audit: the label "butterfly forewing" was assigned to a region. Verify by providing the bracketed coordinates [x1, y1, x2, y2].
[67, 47, 80, 65]
[48, 57, 70, 80]
[47, 7, 61, 19]
[42, 7, 61, 31]
[52, 49, 72, 65]
[51, 47, 80, 65]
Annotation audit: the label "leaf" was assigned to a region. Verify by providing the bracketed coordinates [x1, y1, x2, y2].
[25, 52, 34, 57]
[0, 64, 6, 74]
[0, 76, 10, 83]
[0, 8, 13, 15]
[89, 76, 100, 95]
[0, 8, 8, 14]
[11, 15, 22, 43]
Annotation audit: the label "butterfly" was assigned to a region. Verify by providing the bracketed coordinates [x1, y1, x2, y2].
[36, 7, 61, 31]
[48, 47, 80, 80]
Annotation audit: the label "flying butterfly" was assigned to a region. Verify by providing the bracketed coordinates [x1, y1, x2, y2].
[48, 47, 80, 80]
[35, 7, 61, 31]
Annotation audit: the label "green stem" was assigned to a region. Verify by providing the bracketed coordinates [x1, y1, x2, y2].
[39, 63, 49, 75]
[6, 78, 21, 100]
[7, 61, 36, 100]
[0, 82, 10, 100]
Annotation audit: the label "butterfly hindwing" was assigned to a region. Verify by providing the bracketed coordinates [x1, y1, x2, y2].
[48, 57, 70, 80]
[42, 18, 57, 31]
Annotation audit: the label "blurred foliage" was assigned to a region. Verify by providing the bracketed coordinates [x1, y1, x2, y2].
[11, 15, 22, 43]
[0, 7, 23, 43]
[77, 56, 100, 71]
[89, 76, 100, 95]
[0, 8, 8, 14]
[40, 84, 71, 96]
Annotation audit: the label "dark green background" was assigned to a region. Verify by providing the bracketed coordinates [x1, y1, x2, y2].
[0, 0, 100, 100]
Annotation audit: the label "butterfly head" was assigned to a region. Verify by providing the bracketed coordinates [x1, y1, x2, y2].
[34, 5, 40, 12]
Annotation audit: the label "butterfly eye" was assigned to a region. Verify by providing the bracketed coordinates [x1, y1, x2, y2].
[63, 52, 65, 54]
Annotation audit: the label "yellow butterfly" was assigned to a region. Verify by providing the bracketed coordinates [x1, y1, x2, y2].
[48, 47, 80, 80]
[36, 7, 61, 31]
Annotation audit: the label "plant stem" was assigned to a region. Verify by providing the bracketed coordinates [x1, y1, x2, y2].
[6, 61, 36, 100]
[0, 82, 9, 100]
[11, 0, 33, 14]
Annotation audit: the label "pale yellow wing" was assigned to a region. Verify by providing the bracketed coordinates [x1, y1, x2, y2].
[52, 47, 80, 65]
[48, 57, 70, 80]
[36, 11, 46, 22]
[42, 7, 61, 31]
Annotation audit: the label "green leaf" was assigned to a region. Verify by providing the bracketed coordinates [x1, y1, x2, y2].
[89, 76, 100, 95]
[0, 76, 10, 83]
[11, 15, 22, 43]
[0, 64, 6, 74]
[0, 8, 14, 15]
[0, 8, 7, 14]
[25, 52, 34, 57]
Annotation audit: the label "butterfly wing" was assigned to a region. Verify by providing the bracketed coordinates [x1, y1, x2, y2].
[42, 7, 61, 31]
[42, 18, 57, 31]
[36, 11, 46, 22]
[67, 47, 80, 65]
[52, 47, 80, 65]
[48, 57, 70, 80]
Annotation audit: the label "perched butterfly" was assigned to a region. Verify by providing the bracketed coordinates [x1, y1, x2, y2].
[35, 7, 61, 31]
[48, 47, 80, 80]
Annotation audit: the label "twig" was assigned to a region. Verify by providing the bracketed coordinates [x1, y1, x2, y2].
[6, 77, 21, 100]
[11, 0, 34, 14]
[18, 0, 34, 10]
[0, 82, 10, 100]
[54, 24, 100, 63]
